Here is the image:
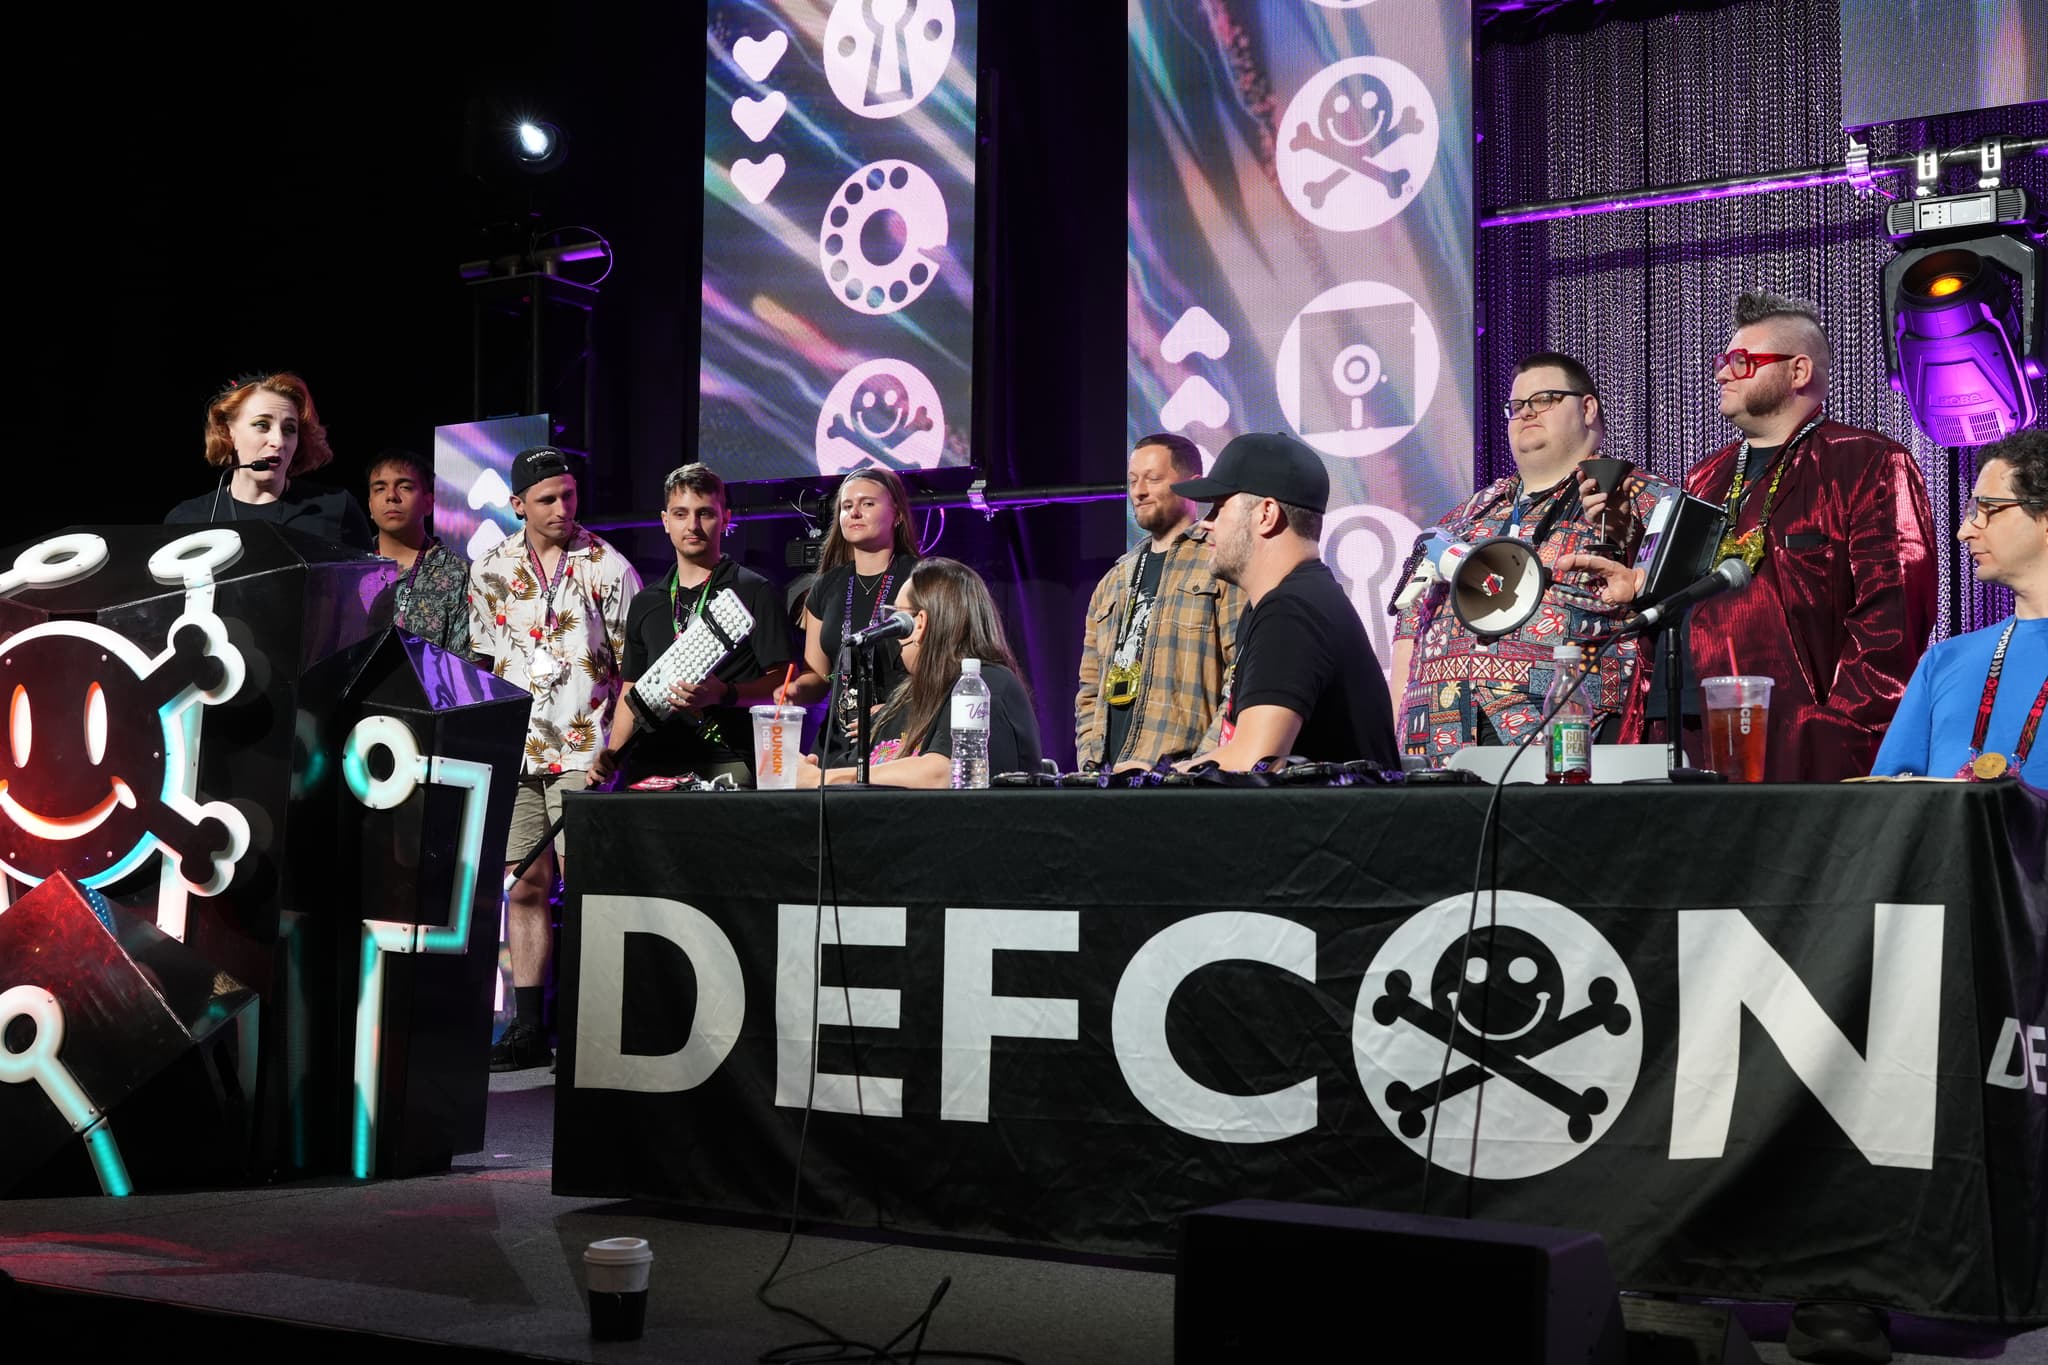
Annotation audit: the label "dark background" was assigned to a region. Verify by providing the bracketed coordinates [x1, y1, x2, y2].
[25, 3, 1129, 766]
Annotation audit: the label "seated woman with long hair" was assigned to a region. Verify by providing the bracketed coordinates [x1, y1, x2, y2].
[797, 558, 1042, 788]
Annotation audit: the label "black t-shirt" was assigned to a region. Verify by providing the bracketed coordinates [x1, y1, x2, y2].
[875, 661, 1043, 775]
[810, 553, 919, 764]
[623, 557, 797, 779]
[165, 478, 375, 551]
[1103, 546, 1167, 766]
[1224, 559, 1397, 766]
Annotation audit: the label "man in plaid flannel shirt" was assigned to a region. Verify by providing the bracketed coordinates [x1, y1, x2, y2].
[1391, 353, 1669, 763]
[1075, 433, 1245, 769]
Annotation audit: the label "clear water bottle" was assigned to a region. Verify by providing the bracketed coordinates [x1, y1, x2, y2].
[950, 657, 991, 789]
[1543, 643, 1593, 785]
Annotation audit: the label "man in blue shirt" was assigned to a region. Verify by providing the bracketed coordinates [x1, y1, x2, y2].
[1873, 430, 2046, 782]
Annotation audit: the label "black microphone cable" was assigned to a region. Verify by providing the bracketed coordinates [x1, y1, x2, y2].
[756, 660, 1023, 1365]
[1415, 632, 1624, 1219]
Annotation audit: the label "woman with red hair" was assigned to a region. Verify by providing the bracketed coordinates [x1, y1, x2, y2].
[166, 372, 373, 550]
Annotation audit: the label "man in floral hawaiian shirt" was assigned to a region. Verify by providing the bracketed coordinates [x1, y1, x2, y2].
[467, 446, 642, 1071]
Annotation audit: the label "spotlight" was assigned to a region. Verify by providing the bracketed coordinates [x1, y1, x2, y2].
[1880, 186, 2044, 447]
[511, 118, 568, 173]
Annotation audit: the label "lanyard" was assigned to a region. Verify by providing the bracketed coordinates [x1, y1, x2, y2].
[396, 540, 433, 610]
[1493, 476, 1576, 548]
[841, 561, 899, 641]
[525, 538, 572, 637]
[1114, 544, 1157, 651]
[1967, 619, 2048, 775]
[669, 570, 714, 633]
[1717, 414, 1822, 572]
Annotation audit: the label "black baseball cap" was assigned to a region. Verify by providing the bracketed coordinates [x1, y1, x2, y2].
[510, 446, 578, 496]
[1170, 432, 1330, 515]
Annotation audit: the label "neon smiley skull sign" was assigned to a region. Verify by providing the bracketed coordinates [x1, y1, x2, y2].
[0, 530, 250, 900]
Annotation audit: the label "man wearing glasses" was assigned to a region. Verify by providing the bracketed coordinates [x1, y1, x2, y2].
[1389, 352, 1669, 762]
[1576, 290, 1937, 781]
[1873, 431, 2046, 781]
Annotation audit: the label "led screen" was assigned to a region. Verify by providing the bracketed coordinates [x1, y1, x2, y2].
[1127, 0, 1475, 680]
[1841, 0, 2046, 129]
[702, 0, 978, 482]
[431, 414, 552, 563]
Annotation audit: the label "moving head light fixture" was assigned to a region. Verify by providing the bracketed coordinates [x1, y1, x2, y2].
[1881, 139, 2045, 447]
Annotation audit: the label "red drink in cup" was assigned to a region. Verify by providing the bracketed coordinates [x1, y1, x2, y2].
[1699, 675, 1772, 782]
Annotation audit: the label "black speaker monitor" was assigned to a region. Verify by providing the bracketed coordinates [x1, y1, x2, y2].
[1176, 1200, 1627, 1364]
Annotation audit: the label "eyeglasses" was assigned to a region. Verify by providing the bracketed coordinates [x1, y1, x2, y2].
[1963, 495, 2036, 525]
[1712, 349, 1795, 379]
[1501, 389, 1590, 419]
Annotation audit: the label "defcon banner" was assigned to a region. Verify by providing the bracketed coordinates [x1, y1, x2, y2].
[556, 785, 2047, 1325]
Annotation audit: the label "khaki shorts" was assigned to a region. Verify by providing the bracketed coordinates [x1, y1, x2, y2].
[505, 770, 589, 868]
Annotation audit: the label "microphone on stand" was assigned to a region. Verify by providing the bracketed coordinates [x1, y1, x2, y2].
[1627, 558, 1750, 631]
[845, 608, 915, 650]
[1581, 558, 1750, 641]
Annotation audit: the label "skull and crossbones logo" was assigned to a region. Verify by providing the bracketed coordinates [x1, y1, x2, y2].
[0, 531, 250, 899]
[1289, 70, 1424, 209]
[1372, 925, 1632, 1143]
[826, 373, 933, 471]
[815, 359, 946, 474]
[1353, 893, 1642, 1177]
[1278, 58, 1439, 232]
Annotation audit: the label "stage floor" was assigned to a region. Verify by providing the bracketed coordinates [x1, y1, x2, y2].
[0, 1071, 2040, 1364]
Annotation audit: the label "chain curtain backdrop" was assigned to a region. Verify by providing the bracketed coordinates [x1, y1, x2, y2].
[1476, 0, 2048, 643]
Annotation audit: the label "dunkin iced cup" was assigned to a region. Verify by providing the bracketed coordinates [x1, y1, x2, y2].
[1700, 675, 1772, 782]
[751, 704, 805, 789]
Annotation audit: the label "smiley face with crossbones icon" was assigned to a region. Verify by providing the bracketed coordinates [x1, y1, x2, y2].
[1372, 924, 1633, 1144]
[1279, 57, 1440, 232]
[815, 358, 948, 475]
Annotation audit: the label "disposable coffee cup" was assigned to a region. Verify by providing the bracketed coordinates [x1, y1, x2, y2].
[1699, 674, 1773, 783]
[751, 705, 806, 790]
[584, 1236, 653, 1341]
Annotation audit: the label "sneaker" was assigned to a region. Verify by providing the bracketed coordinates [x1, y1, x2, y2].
[490, 1018, 553, 1073]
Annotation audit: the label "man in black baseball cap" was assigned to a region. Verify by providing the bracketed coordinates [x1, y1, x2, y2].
[509, 445, 578, 499]
[1172, 432, 1397, 771]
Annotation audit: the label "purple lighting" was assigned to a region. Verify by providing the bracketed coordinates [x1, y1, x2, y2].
[1884, 242, 2040, 446]
[1482, 167, 1874, 228]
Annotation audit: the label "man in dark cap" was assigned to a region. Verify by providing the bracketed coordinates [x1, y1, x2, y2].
[1171, 432, 1398, 770]
[467, 446, 642, 1072]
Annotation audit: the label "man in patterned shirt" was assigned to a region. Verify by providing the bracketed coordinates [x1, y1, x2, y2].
[367, 449, 469, 656]
[1391, 352, 1668, 762]
[467, 446, 642, 1071]
[1075, 433, 1244, 769]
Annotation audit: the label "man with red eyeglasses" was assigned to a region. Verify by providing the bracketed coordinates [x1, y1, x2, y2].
[1576, 290, 1937, 781]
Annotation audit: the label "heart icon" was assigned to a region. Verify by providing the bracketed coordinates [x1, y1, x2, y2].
[465, 520, 508, 562]
[1161, 306, 1231, 364]
[730, 154, 786, 205]
[1158, 375, 1230, 432]
[731, 91, 787, 143]
[732, 30, 789, 83]
[466, 467, 511, 509]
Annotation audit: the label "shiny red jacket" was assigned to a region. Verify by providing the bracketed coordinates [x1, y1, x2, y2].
[1621, 418, 1938, 781]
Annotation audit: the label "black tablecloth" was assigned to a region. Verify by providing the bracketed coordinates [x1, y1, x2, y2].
[556, 783, 2047, 1325]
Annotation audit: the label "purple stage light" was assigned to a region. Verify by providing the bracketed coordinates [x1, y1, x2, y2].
[1882, 235, 2042, 447]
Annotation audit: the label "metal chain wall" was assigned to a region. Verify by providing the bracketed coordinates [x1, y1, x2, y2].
[1477, 0, 2048, 639]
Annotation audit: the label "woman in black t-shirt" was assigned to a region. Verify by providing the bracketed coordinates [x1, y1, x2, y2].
[788, 468, 922, 763]
[798, 558, 1041, 788]
[164, 372, 374, 550]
